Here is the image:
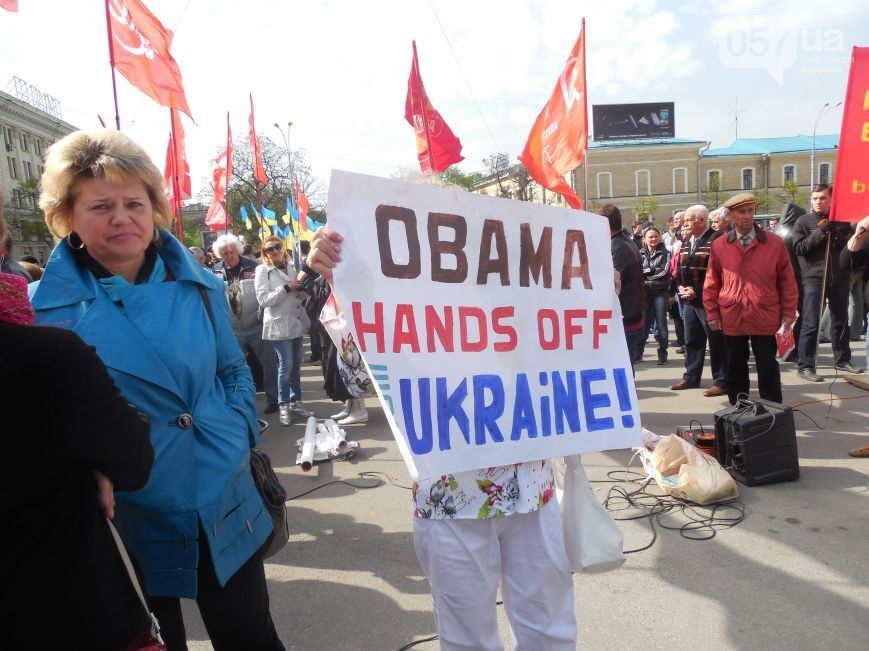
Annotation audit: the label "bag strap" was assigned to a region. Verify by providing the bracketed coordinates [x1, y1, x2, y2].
[106, 517, 164, 644]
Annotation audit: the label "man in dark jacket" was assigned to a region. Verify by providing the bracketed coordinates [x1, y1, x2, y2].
[778, 202, 806, 362]
[600, 204, 645, 370]
[670, 204, 728, 396]
[792, 184, 861, 381]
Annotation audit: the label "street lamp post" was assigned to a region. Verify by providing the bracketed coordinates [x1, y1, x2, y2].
[811, 101, 842, 188]
[273, 121, 293, 184]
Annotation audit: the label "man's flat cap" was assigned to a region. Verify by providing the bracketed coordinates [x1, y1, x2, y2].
[724, 192, 756, 210]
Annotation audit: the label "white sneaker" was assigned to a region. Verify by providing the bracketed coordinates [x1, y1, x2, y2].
[290, 401, 315, 417]
[331, 401, 350, 420]
[338, 399, 368, 425]
[279, 403, 291, 426]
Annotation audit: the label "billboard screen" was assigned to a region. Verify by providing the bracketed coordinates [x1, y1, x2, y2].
[592, 102, 675, 141]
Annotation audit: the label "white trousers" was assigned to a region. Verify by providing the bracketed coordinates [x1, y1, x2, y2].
[413, 500, 577, 651]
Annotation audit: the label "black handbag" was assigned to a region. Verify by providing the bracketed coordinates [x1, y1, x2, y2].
[198, 287, 289, 559]
[251, 421, 289, 559]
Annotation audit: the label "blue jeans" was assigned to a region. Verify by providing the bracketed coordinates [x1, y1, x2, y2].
[644, 291, 669, 355]
[272, 337, 303, 403]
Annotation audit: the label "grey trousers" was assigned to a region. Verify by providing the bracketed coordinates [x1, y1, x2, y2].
[235, 329, 278, 406]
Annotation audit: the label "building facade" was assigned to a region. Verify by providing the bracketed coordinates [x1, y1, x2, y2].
[1, 83, 78, 263]
[473, 134, 839, 224]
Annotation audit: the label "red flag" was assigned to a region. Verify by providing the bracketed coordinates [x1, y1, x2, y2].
[830, 46, 869, 223]
[107, 0, 193, 119]
[0, 1, 18, 13]
[164, 109, 191, 206]
[404, 41, 464, 174]
[205, 114, 233, 231]
[248, 93, 268, 186]
[295, 179, 310, 231]
[519, 20, 587, 209]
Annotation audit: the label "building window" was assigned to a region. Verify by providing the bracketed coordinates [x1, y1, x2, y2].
[635, 169, 651, 196]
[3, 126, 12, 149]
[707, 169, 722, 190]
[7, 156, 18, 179]
[819, 163, 830, 185]
[782, 165, 796, 184]
[23, 161, 33, 180]
[672, 167, 688, 194]
[742, 168, 754, 190]
[35, 139, 42, 156]
[37, 165, 44, 177]
[19, 132, 28, 152]
[596, 172, 613, 199]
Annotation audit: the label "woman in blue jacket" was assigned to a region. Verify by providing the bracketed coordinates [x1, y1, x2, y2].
[30, 129, 283, 650]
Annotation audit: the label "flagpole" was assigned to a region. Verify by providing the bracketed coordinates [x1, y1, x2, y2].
[581, 17, 589, 208]
[169, 114, 185, 241]
[412, 42, 435, 174]
[224, 112, 231, 236]
[103, 0, 122, 130]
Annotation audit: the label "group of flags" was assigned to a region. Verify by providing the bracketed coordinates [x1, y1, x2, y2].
[405, 20, 588, 208]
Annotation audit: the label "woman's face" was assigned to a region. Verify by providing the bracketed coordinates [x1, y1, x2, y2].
[711, 216, 723, 231]
[264, 240, 285, 265]
[644, 230, 661, 249]
[68, 176, 154, 268]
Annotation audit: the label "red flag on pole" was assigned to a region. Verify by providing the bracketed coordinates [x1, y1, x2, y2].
[830, 46, 869, 223]
[248, 94, 268, 187]
[0, 1, 18, 13]
[205, 115, 233, 231]
[404, 41, 464, 174]
[519, 19, 588, 209]
[295, 179, 309, 231]
[164, 109, 191, 204]
[106, 0, 193, 119]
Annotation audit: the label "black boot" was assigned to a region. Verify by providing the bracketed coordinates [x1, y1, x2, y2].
[658, 350, 668, 365]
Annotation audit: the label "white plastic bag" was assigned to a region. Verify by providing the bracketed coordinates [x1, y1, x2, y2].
[552, 455, 626, 573]
[319, 294, 376, 398]
[640, 435, 739, 505]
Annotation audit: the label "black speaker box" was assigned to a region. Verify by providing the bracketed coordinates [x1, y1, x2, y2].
[713, 398, 800, 486]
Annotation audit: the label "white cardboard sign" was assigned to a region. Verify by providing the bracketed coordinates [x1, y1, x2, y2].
[328, 171, 642, 480]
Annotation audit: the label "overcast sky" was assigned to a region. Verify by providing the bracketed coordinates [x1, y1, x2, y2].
[1, 0, 866, 200]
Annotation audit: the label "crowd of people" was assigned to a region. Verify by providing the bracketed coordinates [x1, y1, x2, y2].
[1, 125, 867, 649]
[605, 186, 868, 412]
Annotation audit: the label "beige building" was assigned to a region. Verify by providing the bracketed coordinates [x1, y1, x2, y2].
[1, 78, 78, 263]
[474, 134, 839, 224]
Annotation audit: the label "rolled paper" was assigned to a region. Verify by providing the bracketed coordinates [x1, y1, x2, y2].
[300, 416, 318, 471]
[324, 418, 347, 447]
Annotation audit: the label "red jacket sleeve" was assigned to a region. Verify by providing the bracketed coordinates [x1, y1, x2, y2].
[703, 240, 723, 321]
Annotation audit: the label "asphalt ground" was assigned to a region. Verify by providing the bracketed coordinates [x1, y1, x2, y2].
[181, 335, 869, 650]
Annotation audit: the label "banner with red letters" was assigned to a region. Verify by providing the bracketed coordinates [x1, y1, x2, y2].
[328, 171, 641, 480]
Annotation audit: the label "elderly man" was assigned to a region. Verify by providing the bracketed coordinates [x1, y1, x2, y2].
[704, 193, 798, 405]
[709, 207, 730, 233]
[212, 233, 279, 414]
[670, 205, 728, 396]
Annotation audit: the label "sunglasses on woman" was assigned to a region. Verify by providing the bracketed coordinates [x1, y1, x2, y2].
[263, 245, 282, 253]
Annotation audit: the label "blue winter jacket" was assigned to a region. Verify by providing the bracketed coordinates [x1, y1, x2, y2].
[29, 231, 271, 598]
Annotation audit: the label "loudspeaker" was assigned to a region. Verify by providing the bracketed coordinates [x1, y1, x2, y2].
[713, 398, 799, 486]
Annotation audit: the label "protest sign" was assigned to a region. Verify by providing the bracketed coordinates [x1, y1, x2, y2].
[328, 171, 642, 480]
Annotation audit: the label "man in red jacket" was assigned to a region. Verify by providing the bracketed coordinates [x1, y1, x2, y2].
[704, 193, 798, 405]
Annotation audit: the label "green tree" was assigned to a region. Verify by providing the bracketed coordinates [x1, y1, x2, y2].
[754, 188, 773, 214]
[440, 165, 483, 190]
[775, 180, 808, 208]
[6, 177, 51, 243]
[631, 197, 659, 222]
[703, 173, 727, 210]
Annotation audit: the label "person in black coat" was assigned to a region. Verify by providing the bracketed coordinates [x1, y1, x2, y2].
[600, 204, 645, 369]
[0, 272, 155, 648]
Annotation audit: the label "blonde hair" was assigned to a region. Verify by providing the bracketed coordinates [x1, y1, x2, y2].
[261, 236, 290, 266]
[39, 129, 171, 239]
